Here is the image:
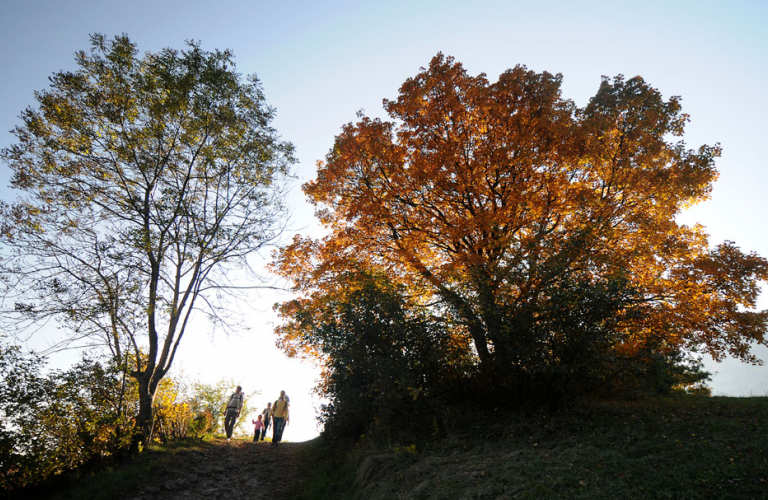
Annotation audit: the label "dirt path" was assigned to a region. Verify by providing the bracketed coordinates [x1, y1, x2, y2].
[123, 438, 305, 500]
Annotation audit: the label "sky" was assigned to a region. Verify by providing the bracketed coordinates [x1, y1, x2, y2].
[1, 0, 767, 440]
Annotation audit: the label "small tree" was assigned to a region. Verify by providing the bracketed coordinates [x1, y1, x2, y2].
[0, 34, 295, 449]
[188, 379, 236, 435]
[187, 379, 259, 437]
[151, 375, 194, 443]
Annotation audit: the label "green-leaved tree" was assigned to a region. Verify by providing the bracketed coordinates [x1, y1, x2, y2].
[0, 34, 295, 449]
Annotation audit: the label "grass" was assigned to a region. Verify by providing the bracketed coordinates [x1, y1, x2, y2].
[288, 438, 358, 500]
[295, 396, 768, 499]
[17, 398, 767, 499]
[23, 436, 220, 500]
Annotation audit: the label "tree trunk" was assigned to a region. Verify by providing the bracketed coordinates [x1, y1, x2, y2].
[129, 373, 155, 453]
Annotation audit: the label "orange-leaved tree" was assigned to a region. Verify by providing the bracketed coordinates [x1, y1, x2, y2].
[274, 54, 767, 399]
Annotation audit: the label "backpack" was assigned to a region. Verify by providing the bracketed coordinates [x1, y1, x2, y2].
[228, 392, 242, 409]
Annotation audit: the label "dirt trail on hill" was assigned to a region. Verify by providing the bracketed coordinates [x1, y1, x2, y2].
[124, 439, 303, 500]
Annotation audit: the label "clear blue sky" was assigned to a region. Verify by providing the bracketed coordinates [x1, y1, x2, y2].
[1, 0, 766, 434]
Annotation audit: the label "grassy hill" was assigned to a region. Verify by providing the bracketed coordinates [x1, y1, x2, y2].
[20, 395, 766, 499]
[294, 396, 767, 499]
[24, 436, 304, 500]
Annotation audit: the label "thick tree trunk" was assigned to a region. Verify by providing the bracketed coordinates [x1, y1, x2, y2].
[129, 374, 155, 453]
[467, 318, 492, 369]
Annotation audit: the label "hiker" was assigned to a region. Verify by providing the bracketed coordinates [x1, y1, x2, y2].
[251, 414, 266, 443]
[270, 390, 290, 447]
[260, 401, 273, 441]
[224, 385, 244, 441]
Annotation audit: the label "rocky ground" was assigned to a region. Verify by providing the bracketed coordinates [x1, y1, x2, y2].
[121, 438, 303, 500]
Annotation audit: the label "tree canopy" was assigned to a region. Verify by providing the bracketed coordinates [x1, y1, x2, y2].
[0, 34, 295, 446]
[273, 54, 767, 405]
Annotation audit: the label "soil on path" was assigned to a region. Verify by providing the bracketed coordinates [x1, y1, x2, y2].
[123, 438, 304, 500]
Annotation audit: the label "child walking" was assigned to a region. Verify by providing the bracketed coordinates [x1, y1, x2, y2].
[251, 414, 266, 443]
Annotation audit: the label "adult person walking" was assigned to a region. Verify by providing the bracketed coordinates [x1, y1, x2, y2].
[270, 390, 290, 447]
[259, 401, 273, 442]
[224, 385, 244, 441]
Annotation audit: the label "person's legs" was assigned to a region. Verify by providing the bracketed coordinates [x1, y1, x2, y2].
[276, 418, 286, 443]
[260, 423, 269, 441]
[224, 409, 237, 439]
[271, 417, 284, 445]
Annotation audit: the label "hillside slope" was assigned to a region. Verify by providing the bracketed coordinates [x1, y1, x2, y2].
[296, 396, 767, 499]
[35, 438, 303, 500]
[26, 396, 767, 499]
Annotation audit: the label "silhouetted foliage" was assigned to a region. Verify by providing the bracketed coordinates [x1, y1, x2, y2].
[0, 339, 227, 493]
[0, 343, 50, 490]
[0, 347, 137, 491]
[278, 268, 472, 438]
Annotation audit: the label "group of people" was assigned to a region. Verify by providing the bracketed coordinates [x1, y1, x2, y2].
[223, 386, 290, 447]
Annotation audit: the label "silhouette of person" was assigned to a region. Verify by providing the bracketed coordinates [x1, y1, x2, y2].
[260, 401, 272, 441]
[270, 390, 290, 447]
[224, 385, 244, 441]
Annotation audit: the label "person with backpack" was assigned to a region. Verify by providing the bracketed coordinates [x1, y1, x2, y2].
[259, 401, 273, 441]
[270, 390, 290, 447]
[224, 385, 244, 441]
